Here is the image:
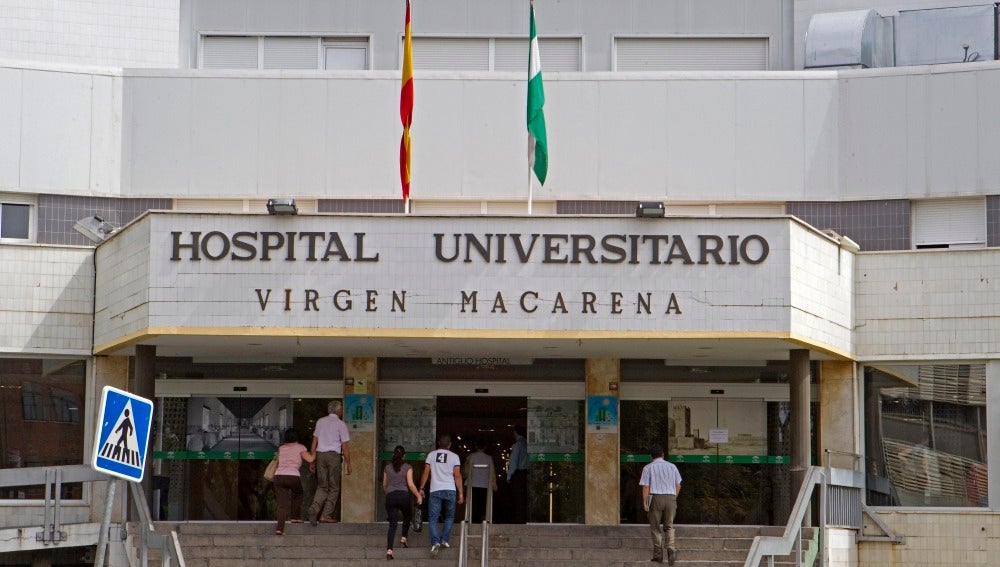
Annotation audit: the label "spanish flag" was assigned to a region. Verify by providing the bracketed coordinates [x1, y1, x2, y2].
[399, 0, 414, 202]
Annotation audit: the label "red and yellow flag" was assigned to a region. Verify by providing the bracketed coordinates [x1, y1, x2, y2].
[399, 0, 414, 202]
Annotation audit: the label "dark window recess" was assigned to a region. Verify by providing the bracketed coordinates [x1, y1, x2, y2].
[0, 203, 30, 239]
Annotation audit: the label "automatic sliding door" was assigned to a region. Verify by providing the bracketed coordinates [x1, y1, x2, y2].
[669, 398, 768, 525]
[155, 396, 292, 521]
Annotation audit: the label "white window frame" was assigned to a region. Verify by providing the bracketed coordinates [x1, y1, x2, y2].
[611, 35, 771, 71]
[0, 193, 36, 243]
[198, 33, 371, 70]
[404, 35, 584, 71]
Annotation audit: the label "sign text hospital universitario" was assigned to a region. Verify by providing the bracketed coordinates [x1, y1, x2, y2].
[169, 230, 770, 317]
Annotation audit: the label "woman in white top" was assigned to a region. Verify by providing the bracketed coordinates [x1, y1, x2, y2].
[273, 428, 316, 535]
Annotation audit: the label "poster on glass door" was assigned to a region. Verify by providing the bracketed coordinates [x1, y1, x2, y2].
[668, 399, 765, 456]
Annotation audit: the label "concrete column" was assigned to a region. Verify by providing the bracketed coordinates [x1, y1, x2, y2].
[341, 357, 378, 523]
[133, 345, 156, 401]
[819, 361, 859, 470]
[134, 345, 156, 500]
[89, 356, 129, 523]
[789, 349, 811, 500]
[584, 358, 619, 525]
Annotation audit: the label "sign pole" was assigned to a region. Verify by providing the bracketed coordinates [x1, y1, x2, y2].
[93, 477, 116, 567]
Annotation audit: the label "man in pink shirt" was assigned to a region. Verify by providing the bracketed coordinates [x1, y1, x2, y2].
[308, 400, 352, 525]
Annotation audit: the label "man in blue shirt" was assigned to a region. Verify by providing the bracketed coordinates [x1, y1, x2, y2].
[639, 444, 682, 565]
[506, 424, 529, 523]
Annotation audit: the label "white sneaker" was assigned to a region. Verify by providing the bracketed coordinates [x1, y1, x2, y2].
[440, 542, 450, 549]
[431, 543, 440, 557]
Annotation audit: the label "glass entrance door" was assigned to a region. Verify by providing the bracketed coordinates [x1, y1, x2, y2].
[621, 398, 791, 525]
[154, 395, 330, 521]
[669, 398, 771, 524]
[377, 394, 585, 525]
[437, 396, 525, 524]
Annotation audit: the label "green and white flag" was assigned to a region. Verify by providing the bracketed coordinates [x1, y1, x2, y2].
[527, 1, 548, 186]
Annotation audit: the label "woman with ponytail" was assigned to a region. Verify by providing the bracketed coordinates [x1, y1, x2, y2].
[382, 445, 422, 560]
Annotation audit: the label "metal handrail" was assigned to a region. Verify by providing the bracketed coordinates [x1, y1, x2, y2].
[0, 464, 105, 545]
[743, 466, 828, 567]
[458, 464, 493, 567]
[127, 480, 186, 567]
[0, 465, 185, 567]
[824, 449, 864, 470]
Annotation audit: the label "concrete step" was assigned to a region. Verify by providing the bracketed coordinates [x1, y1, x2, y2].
[148, 521, 815, 567]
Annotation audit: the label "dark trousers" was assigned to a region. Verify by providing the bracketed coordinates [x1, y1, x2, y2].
[385, 490, 413, 550]
[469, 486, 488, 523]
[510, 469, 528, 523]
[273, 474, 303, 532]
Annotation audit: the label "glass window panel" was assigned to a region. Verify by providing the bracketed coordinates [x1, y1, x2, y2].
[1, 358, 86, 499]
[866, 364, 988, 507]
[325, 45, 367, 70]
[1, 203, 30, 239]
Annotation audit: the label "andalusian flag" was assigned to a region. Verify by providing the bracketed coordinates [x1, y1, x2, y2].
[527, 0, 548, 186]
[399, 0, 414, 202]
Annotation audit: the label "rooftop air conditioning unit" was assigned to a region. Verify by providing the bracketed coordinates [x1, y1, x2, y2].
[805, 9, 894, 69]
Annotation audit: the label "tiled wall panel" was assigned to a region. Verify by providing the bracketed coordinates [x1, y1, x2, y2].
[0, 0, 178, 68]
[37, 194, 172, 245]
[787, 200, 910, 251]
[0, 244, 93, 355]
[856, 248, 1000, 359]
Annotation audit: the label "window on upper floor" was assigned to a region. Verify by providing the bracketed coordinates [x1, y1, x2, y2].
[0, 195, 34, 242]
[911, 197, 986, 249]
[614, 37, 769, 71]
[410, 37, 582, 71]
[200, 35, 370, 70]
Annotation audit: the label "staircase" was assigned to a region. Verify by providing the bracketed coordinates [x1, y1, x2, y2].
[150, 522, 815, 567]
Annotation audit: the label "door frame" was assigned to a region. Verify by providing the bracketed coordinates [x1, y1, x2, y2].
[380, 380, 583, 399]
[155, 378, 343, 398]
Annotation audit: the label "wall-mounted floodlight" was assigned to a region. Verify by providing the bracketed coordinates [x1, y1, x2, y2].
[73, 216, 118, 243]
[267, 198, 298, 215]
[635, 201, 665, 218]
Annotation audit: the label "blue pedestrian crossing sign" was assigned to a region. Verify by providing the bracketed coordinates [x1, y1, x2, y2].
[91, 386, 154, 482]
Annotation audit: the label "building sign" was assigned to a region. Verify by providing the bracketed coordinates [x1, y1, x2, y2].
[97, 215, 824, 344]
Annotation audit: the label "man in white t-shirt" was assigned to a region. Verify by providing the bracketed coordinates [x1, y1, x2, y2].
[419, 434, 464, 557]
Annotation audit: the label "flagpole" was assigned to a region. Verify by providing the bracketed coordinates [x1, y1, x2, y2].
[528, 166, 533, 215]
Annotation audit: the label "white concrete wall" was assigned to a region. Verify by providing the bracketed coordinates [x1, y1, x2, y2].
[7, 60, 1000, 203]
[855, 248, 1000, 360]
[93, 215, 150, 352]
[0, 0, 179, 68]
[117, 62, 1000, 203]
[0, 244, 94, 356]
[0, 63, 122, 195]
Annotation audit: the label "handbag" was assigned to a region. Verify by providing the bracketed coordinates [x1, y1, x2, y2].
[263, 457, 278, 482]
[412, 506, 423, 532]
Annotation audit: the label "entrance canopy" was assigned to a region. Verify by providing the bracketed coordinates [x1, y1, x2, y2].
[93, 212, 857, 362]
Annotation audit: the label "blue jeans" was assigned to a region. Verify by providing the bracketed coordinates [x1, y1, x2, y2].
[427, 490, 457, 545]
